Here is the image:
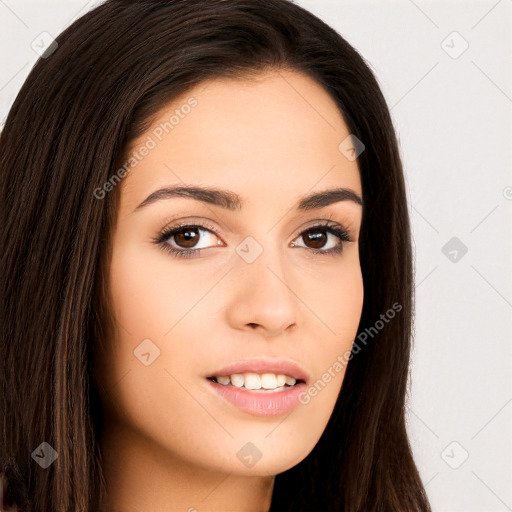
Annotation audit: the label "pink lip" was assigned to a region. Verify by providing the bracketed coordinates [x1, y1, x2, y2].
[205, 358, 310, 417]
[206, 379, 308, 417]
[206, 358, 309, 383]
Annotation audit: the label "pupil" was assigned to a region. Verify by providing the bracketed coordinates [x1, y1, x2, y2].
[175, 227, 199, 248]
[305, 229, 326, 249]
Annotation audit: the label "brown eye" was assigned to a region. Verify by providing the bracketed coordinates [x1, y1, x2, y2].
[302, 228, 328, 249]
[291, 224, 350, 255]
[156, 223, 222, 255]
[173, 227, 201, 248]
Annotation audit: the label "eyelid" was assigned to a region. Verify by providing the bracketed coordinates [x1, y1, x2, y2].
[290, 218, 352, 241]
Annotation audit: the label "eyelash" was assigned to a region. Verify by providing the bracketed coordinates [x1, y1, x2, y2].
[152, 220, 351, 259]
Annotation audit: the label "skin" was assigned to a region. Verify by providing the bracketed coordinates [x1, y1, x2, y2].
[94, 69, 364, 512]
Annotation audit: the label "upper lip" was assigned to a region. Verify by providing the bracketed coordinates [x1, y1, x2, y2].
[207, 358, 309, 383]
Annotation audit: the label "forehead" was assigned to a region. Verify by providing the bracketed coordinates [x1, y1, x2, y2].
[119, 69, 362, 215]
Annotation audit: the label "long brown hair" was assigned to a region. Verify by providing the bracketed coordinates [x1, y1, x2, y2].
[1, 1, 431, 510]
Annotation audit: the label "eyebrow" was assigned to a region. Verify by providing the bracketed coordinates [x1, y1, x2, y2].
[132, 184, 363, 213]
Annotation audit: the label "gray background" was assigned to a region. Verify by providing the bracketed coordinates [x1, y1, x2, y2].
[1, 1, 511, 510]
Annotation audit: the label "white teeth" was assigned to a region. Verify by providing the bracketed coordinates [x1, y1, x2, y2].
[244, 373, 261, 390]
[261, 373, 277, 389]
[285, 376, 296, 386]
[230, 374, 244, 388]
[213, 372, 298, 390]
[216, 375, 230, 385]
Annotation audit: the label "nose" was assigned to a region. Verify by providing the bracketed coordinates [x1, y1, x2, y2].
[225, 246, 299, 337]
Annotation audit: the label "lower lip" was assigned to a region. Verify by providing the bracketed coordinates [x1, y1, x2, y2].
[207, 379, 307, 417]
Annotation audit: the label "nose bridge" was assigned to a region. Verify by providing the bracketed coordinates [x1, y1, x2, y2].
[227, 233, 299, 335]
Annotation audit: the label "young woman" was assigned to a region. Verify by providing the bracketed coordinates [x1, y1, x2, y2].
[0, 1, 432, 510]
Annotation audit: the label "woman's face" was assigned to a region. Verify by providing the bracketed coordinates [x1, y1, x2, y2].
[96, 69, 364, 478]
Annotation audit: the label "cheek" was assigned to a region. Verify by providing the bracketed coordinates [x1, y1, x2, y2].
[99, 243, 214, 456]
[108, 241, 186, 336]
[303, 255, 364, 340]
[296, 257, 364, 416]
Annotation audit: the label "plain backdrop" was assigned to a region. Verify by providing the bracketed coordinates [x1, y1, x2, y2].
[1, 1, 511, 511]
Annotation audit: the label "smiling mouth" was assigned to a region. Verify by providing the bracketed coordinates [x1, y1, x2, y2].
[206, 373, 305, 392]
